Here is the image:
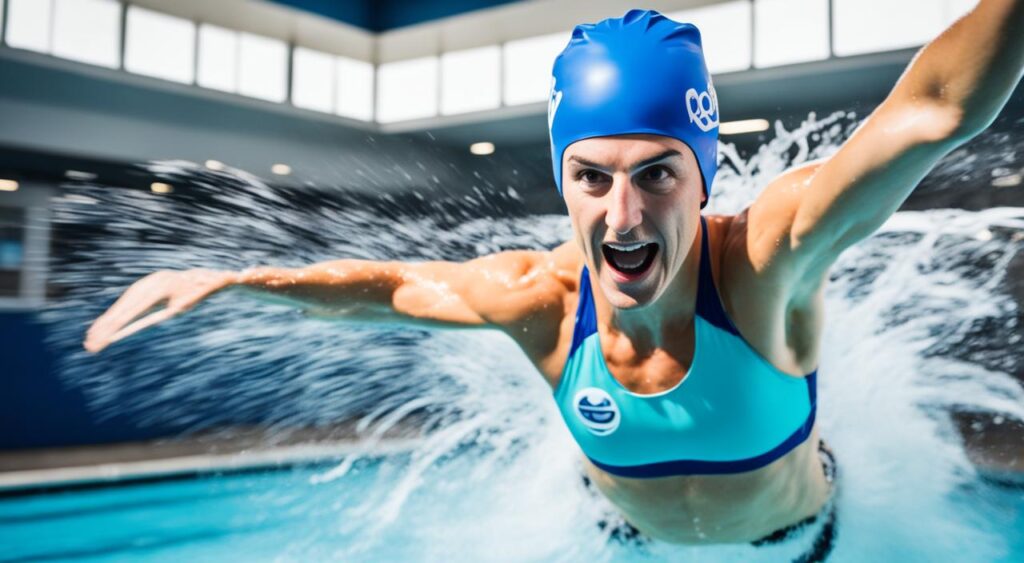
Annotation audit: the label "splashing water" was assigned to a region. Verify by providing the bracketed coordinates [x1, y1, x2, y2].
[38, 111, 1024, 561]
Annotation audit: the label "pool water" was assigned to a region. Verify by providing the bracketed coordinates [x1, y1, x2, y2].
[0, 462, 383, 562]
[1, 447, 1022, 562]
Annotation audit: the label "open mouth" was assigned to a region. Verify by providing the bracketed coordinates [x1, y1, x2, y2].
[601, 241, 659, 280]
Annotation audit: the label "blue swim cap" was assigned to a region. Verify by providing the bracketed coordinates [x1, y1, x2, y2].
[548, 9, 719, 208]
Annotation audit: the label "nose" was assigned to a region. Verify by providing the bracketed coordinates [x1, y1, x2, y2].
[605, 174, 643, 235]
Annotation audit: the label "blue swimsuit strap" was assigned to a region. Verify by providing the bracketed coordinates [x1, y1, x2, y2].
[695, 215, 741, 336]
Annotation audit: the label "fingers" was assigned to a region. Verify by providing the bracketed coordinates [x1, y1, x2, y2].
[84, 302, 164, 353]
[82, 269, 235, 354]
[84, 273, 174, 353]
[85, 307, 178, 353]
[87, 274, 169, 337]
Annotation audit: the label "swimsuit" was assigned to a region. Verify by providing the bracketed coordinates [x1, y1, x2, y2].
[554, 215, 817, 477]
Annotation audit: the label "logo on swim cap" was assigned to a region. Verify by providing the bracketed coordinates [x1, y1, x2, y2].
[685, 82, 719, 132]
[574, 388, 620, 436]
[548, 77, 563, 135]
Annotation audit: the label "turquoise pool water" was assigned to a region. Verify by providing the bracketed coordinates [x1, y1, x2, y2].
[2, 452, 1023, 562]
[0, 461, 386, 562]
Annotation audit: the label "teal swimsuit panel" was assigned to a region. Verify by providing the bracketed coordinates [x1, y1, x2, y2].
[553, 216, 816, 477]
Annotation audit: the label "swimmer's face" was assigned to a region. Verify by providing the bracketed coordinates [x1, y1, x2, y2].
[562, 135, 704, 309]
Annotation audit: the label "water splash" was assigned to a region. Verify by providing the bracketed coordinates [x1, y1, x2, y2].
[38, 111, 1024, 561]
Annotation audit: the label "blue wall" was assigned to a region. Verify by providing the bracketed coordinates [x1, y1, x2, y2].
[269, 0, 519, 31]
[0, 312, 175, 450]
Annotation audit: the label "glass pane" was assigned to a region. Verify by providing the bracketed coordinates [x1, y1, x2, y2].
[376, 56, 439, 123]
[292, 47, 335, 113]
[0, 206, 24, 297]
[833, 0, 945, 56]
[124, 6, 196, 84]
[6, 0, 52, 53]
[441, 45, 500, 115]
[238, 33, 288, 103]
[51, 0, 120, 68]
[502, 32, 570, 106]
[335, 56, 374, 121]
[0, 271, 19, 296]
[754, 0, 829, 68]
[945, 0, 979, 24]
[197, 24, 238, 93]
[668, 1, 752, 74]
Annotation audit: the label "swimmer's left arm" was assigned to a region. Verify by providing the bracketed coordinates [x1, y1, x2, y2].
[748, 0, 1023, 291]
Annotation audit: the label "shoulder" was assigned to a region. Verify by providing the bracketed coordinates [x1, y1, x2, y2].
[716, 160, 832, 296]
[707, 203, 825, 375]
[455, 241, 581, 333]
[463, 241, 583, 385]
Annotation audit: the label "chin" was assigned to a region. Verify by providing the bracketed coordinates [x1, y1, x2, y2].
[597, 270, 662, 310]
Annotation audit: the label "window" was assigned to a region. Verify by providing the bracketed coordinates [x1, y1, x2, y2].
[668, 1, 752, 73]
[441, 45, 500, 115]
[5, 0, 52, 53]
[0, 206, 24, 299]
[0, 189, 49, 308]
[51, 0, 120, 68]
[754, 0, 829, 68]
[124, 6, 196, 84]
[197, 24, 238, 93]
[335, 56, 374, 121]
[944, 0, 979, 24]
[503, 32, 570, 106]
[292, 47, 335, 113]
[376, 56, 439, 123]
[833, 0, 945, 56]
[238, 33, 288, 103]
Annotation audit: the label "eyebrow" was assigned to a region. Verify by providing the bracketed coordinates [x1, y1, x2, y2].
[566, 149, 682, 172]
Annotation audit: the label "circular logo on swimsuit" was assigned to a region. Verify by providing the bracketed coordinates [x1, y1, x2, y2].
[574, 388, 620, 436]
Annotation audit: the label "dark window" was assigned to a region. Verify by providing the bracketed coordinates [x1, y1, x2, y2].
[0, 206, 26, 298]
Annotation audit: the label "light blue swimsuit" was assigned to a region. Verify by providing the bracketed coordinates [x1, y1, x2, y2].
[554, 216, 817, 478]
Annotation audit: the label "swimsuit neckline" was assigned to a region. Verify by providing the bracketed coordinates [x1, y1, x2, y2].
[585, 219, 709, 398]
[591, 317, 703, 399]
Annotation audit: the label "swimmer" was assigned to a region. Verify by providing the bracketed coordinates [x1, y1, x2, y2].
[84, 1, 1024, 552]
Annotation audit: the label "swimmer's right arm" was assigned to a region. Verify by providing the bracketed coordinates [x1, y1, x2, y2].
[83, 243, 576, 355]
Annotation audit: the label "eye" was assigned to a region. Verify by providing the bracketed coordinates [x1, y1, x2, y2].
[576, 169, 609, 186]
[639, 165, 672, 183]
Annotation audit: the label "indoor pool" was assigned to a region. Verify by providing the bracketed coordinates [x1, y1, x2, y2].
[8, 110, 1024, 562]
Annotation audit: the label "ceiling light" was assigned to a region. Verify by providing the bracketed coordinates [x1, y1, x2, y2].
[992, 174, 1021, 188]
[719, 118, 770, 135]
[0, 179, 19, 192]
[470, 142, 495, 155]
[65, 170, 98, 181]
[205, 160, 226, 171]
[272, 163, 292, 175]
[150, 182, 173, 194]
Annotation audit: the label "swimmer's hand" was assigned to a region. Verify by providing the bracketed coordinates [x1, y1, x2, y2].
[83, 269, 237, 353]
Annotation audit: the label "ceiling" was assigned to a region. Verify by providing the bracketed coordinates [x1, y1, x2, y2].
[266, 0, 520, 32]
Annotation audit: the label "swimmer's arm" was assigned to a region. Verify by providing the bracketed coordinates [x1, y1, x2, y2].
[234, 250, 569, 332]
[84, 244, 575, 353]
[749, 0, 1024, 289]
